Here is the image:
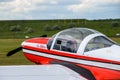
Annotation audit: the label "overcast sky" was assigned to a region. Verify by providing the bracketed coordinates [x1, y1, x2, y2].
[0, 0, 120, 20]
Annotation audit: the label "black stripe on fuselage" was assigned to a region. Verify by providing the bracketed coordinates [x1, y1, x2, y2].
[50, 61, 96, 80]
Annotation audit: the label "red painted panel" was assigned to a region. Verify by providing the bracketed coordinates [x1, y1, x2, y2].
[25, 38, 49, 44]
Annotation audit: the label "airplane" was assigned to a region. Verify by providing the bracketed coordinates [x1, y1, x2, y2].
[6, 28, 120, 80]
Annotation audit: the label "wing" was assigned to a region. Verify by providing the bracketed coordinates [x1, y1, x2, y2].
[0, 64, 86, 80]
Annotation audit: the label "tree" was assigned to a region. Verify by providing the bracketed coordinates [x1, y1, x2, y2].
[43, 24, 51, 31]
[10, 25, 21, 32]
[112, 22, 119, 27]
[26, 28, 34, 33]
[68, 23, 76, 28]
[52, 25, 61, 30]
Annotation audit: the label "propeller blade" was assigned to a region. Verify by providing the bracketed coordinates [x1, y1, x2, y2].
[40, 34, 47, 37]
[7, 34, 47, 57]
[7, 47, 22, 57]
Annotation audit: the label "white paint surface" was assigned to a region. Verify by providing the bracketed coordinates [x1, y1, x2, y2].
[0, 65, 86, 80]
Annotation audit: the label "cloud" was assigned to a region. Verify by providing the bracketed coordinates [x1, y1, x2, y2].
[0, 0, 72, 20]
[68, 0, 120, 13]
[0, 0, 48, 20]
[10, 0, 46, 12]
[0, 0, 13, 2]
[67, 0, 120, 19]
[0, 0, 120, 20]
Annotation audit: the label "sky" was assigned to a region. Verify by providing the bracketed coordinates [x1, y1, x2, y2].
[0, 0, 120, 20]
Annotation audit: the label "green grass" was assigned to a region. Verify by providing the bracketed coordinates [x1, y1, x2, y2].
[111, 37, 120, 43]
[0, 38, 120, 65]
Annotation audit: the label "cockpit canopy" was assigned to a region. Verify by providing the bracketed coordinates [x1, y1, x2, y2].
[47, 28, 115, 54]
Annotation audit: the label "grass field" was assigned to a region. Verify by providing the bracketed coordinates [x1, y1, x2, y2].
[0, 38, 120, 65]
[0, 19, 120, 38]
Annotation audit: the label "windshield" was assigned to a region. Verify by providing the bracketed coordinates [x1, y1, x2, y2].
[84, 36, 115, 52]
[52, 28, 96, 53]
